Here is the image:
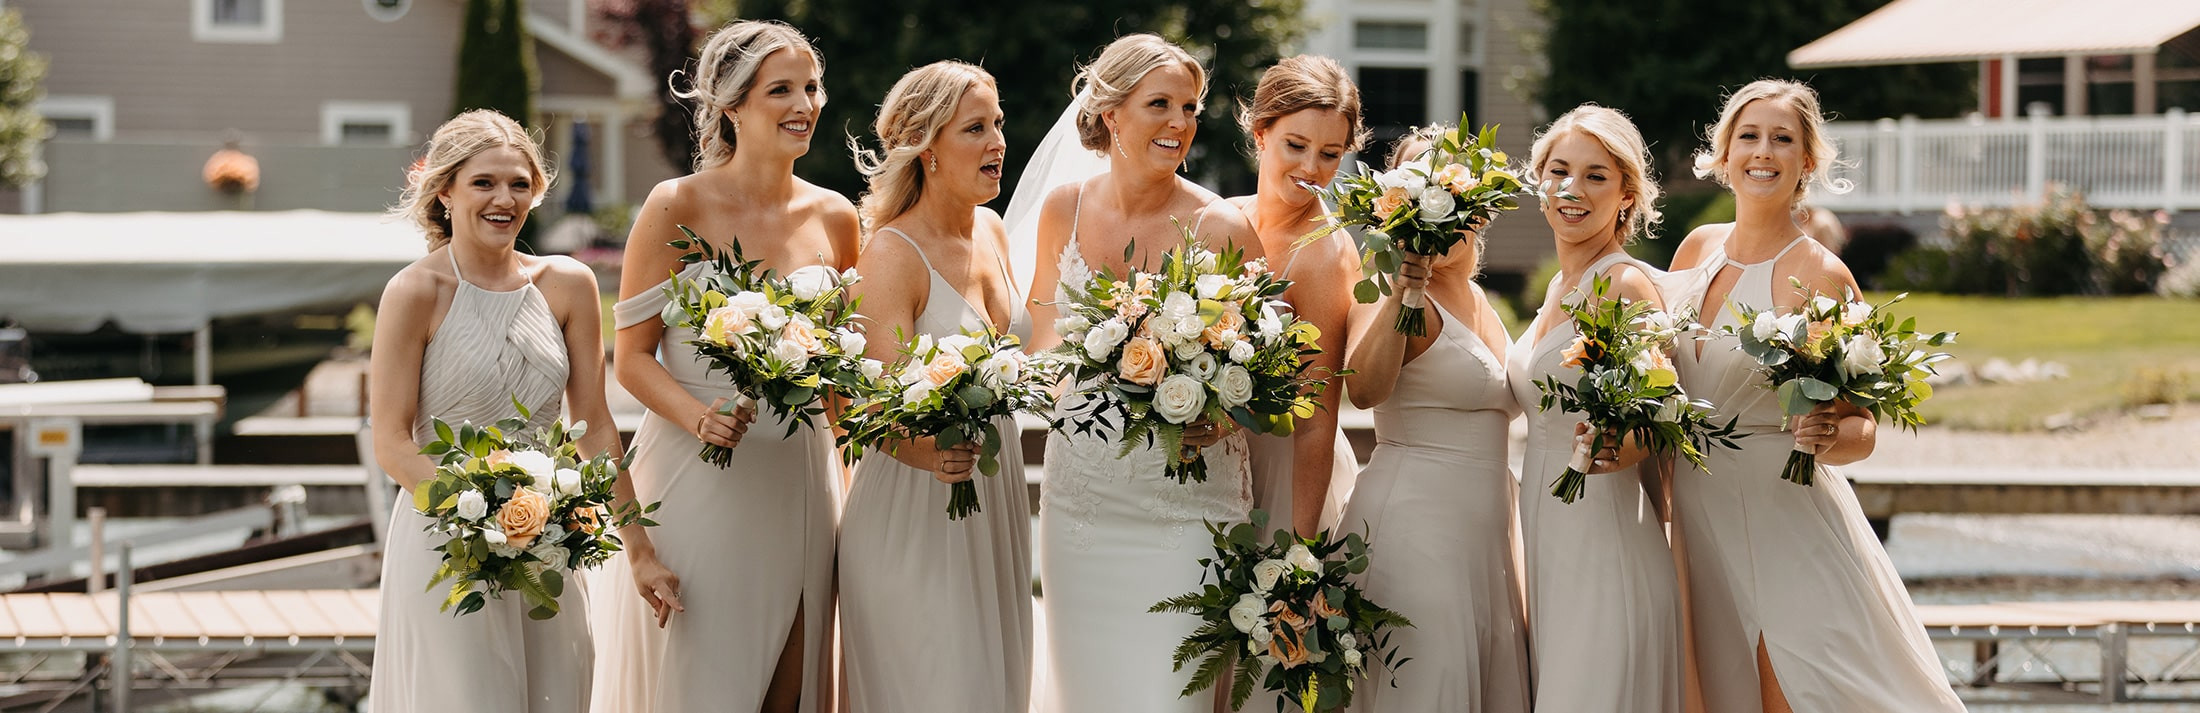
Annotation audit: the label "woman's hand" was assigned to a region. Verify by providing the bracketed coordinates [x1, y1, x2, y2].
[1181, 417, 1236, 449]
[1574, 421, 1645, 474]
[891, 438, 981, 484]
[1793, 401, 1855, 454]
[1392, 252, 1433, 295]
[695, 397, 756, 450]
[630, 553, 684, 628]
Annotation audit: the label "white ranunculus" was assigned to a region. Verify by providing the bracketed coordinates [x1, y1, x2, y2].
[787, 265, 837, 301]
[1749, 310, 1782, 342]
[987, 350, 1025, 386]
[1196, 273, 1233, 300]
[1342, 648, 1363, 668]
[1840, 301, 1873, 327]
[1057, 314, 1090, 336]
[455, 489, 488, 521]
[1153, 374, 1208, 424]
[551, 468, 581, 497]
[1217, 366, 1254, 408]
[859, 358, 885, 381]
[1252, 559, 1289, 593]
[835, 329, 866, 356]
[1229, 339, 1256, 364]
[1773, 313, 1807, 340]
[758, 305, 790, 331]
[507, 450, 555, 481]
[896, 362, 926, 385]
[1417, 186, 1457, 222]
[1808, 294, 1838, 317]
[1083, 319, 1129, 359]
[1191, 249, 1219, 273]
[1338, 633, 1357, 650]
[1187, 352, 1220, 381]
[772, 337, 811, 368]
[1837, 333, 1885, 380]
[1285, 543, 1320, 573]
[1228, 593, 1266, 634]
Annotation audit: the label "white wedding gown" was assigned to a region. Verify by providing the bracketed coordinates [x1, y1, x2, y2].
[1035, 194, 1253, 713]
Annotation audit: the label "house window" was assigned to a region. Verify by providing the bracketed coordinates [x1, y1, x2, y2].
[193, 0, 283, 44]
[1360, 67, 1429, 168]
[1354, 22, 1428, 51]
[321, 102, 410, 146]
[36, 97, 115, 142]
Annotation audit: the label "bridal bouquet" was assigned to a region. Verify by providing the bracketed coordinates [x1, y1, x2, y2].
[838, 328, 1052, 520]
[1534, 277, 1745, 503]
[1047, 230, 1329, 484]
[1722, 283, 1956, 485]
[660, 225, 873, 466]
[414, 400, 653, 619]
[1150, 510, 1412, 712]
[1303, 116, 1526, 336]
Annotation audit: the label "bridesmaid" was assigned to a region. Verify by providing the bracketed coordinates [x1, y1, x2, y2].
[366, 109, 618, 713]
[1666, 79, 1963, 713]
[838, 60, 1032, 713]
[590, 20, 856, 713]
[1503, 104, 1682, 713]
[1225, 54, 1364, 538]
[1333, 124, 1530, 712]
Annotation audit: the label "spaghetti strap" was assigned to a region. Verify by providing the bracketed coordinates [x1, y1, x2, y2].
[1574, 251, 1638, 294]
[1069, 183, 1085, 244]
[446, 248, 464, 284]
[877, 227, 937, 275]
[1769, 235, 1812, 264]
[1189, 201, 1209, 236]
[1723, 235, 1812, 270]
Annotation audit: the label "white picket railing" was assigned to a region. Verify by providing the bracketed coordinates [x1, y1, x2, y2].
[1817, 108, 2200, 213]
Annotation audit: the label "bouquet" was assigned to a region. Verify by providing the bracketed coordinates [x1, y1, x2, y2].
[1534, 277, 1745, 503]
[1303, 115, 1526, 336]
[1150, 510, 1412, 712]
[659, 225, 875, 466]
[1722, 283, 1956, 485]
[838, 328, 1053, 520]
[414, 399, 654, 619]
[1046, 229, 1330, 484]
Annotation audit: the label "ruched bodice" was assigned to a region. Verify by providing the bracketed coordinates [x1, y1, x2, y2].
[413, 273, 568, 442]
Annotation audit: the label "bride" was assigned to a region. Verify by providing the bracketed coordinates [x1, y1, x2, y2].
[1011, 33, 1266, 713]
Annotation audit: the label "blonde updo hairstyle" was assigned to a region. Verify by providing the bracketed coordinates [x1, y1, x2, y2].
[1387, 123, 1452, 170]
[1691, 78, 1851, 205]
[851, 61, 996, 234]
[392, 109, 554, 250]
[1237, 54, 1369, 155]
[1073, 34, 1207, 154]
[677, 20, 824, 172]
[1529, 104, 1663, 242]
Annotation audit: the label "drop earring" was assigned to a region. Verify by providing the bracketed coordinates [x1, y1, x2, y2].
[1113, 133, 1129, 160]
[928, 154, 938, 173]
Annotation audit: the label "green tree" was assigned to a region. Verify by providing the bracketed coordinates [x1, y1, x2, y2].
[714, 0, 1305, 202]
[0, 9, 48, 188]
[454, 0, 539, 126]
[590, 0, 699, 171]
[1538, 0, 1973, 194]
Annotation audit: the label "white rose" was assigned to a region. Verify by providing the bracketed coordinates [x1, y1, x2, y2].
[787, 265, 838, 301]
[1808, 295, 1839, 317]
[1083, 319, 1129, 360]
[1285, 543, 1320, 573]
[1153, 374, 1208, 424]
[1637, 309, 1677, 336]
[1417, 186, 1457, 222]
[896, 362, 927, 385]
[727, 290, 772, 318]
[1216, 365, 1254, 408]
[937, 334, 982, 358]
[912, 333, 935, 358]
[1837, 333, 1885, 380]
[551, 468, 581, 497]
[772, 337, 811, 368]
[987, 350, 1024, 386]
[859, 358, 885, 381]
[481, 526, 507, 546]
[835, 329, 866, 356]
[1840, 301, 1873, 327]
[1195, 273, 1233, 300]
[1342, 648, 1363, 668]
[1773, 313, 1807, 340]
[1168, 315, 1206, 345]
[1191, 249, 1219, 273]
[1172, 339, 1206, 361]
[455, 489, 488, 521]
[840, 267, 861, 284]
[1228, 593, 1266, 634]
[1229, 339, 1256, 364]
[1252, 559, 1289, 593]
[1186, 352, 1220, 381]
[1161, 291, 1198, 322]
[1375, 166, 1427, 193]
[1749, 310, 1782, 342]
[1056, 314, 1090, 335]
[507, 451, 555, 481]
[1654, 395, 1687, 423]
[902, 380, 936, 404]
[758, 305, 790, 331]
[1308, 649, 1328, 665]
[1338, 633, 1357, 650]
[1248, 622, 1274, 646]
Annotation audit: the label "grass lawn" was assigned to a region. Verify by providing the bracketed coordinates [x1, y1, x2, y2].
[1871, 294, 2200, 431]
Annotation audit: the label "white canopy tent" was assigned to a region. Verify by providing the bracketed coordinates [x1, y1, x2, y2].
[0, 210, 425, 386]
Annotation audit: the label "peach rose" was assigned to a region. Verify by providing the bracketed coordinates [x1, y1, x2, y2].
[1117, 336, 1167, 386]
[496, 488, 552, 549]
[1202, 308, 1244, 349]
[570, 506, 602, 535]
[483, 449, 515, 469]
[1266, 624, 1310, 668]
[1310, 591, 1343, 620]
[1373, 186, 1412, 218]
[1268, 599, 1314, 632]
[919, 353, 967, 388]
[781, 320, 825, 355]
[1560, 335, 1605, 368]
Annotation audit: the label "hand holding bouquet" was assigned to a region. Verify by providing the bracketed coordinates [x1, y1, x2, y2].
[1723, 282, 1956, 485]
[414, 399, 653, 619]
[1150, 510, 1412, 712]
[1046, 229, 1330, 484]
[660, 226, 874, 466]
[839, 328, 1053, 520]
[1305, 116, 1525, 336]
[1534, 277, 1745, 503]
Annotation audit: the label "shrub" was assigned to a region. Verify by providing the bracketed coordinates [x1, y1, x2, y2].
[1887, 185, 2169, 296]
[1841, 221, 1918, 289]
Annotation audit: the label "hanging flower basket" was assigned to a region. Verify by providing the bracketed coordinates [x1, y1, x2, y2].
[203, 148, 260, 194]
